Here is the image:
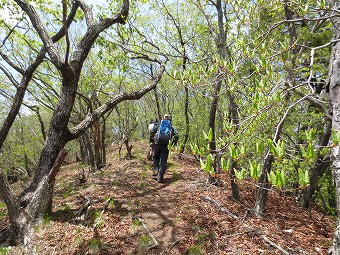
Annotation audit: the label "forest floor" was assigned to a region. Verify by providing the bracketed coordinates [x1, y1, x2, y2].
[5, 140, 336, 255]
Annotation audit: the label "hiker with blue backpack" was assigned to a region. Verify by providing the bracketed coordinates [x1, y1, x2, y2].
[149, 114, 179, 183]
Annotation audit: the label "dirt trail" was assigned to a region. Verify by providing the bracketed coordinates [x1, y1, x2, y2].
[7, 141, 335, 255]
[109, 142, 204, 255]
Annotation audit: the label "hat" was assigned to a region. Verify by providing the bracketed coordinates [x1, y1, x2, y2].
[163, 114, 172, 120]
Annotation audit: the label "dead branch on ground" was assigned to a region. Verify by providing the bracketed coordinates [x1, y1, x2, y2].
[134, 216, 159, 249]
[201, 195, 291, 255]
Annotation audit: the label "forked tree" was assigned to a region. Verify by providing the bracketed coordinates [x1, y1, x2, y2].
[0, 0, 166, 244]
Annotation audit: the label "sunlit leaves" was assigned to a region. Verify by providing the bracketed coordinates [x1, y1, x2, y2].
[203, 128, 214, 142]
[268, 170, 286, 189]
[249, 160, 261, 180]
[267, 139, 285, 160]
[200, 154, 214, 175]
[234, 168, 246, 180]
[331, 129, 340, 146]
[221, 157, 230, 172]
[255, 142, 265, 155]
[229, 144, 238, 160]
[190, 143, 205, 158]
[298, 169, 310, 188]
[300, 143, 316, 162]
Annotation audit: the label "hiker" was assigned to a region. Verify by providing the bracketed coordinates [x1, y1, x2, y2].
[149, 114, 179, 183]
[148, 119, 158, 132]
[147, 119, 158, 161]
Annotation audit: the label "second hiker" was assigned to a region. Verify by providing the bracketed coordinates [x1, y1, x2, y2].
[149, 114, 179, 183]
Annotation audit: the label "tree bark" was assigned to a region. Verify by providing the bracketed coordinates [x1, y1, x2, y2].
[328, 1, 340, 253]
[0, 0, 165, 245]
[227, 91, 240, 200]
[300, 120, 332, 208]
[254, 153, 274, 216]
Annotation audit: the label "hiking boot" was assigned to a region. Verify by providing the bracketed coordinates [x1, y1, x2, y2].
[157, 176, 163, 183]
[152, 169, 159, 176]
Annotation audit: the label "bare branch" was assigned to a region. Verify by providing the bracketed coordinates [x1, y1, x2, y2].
[0, 64, 20, 87]
[71, 0, 130, 72]
[76, 0, 94, 27]
[69, 60, 166, 139]
[14, 0, 64, 67]
[62, 0, 70, 65]
[0, 51, 25, 74]
[0, 1, 81, 149]
[1, 20, 21, 47]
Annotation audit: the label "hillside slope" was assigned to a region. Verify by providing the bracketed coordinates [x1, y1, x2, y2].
[7, 141, 335, 254]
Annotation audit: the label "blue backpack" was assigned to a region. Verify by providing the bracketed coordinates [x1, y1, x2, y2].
[155, 120, 172, 144]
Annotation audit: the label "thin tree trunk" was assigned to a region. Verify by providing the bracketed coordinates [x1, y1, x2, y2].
[154, 87, 162, 121]
[181, 86, 190, 153]
[80, 131, 95, 168]
[93, 121, 101, 169]
[101, 117, 107, 166]
[300, 120, 332, 208]
[227, 91, 240, 200]
[254, 153, 274, 216]
[254, 115, 285, 215]
[207, 0, 225, 184]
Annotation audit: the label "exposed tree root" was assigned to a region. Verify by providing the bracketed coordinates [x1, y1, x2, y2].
[134, 216, 159, 249]
[201, 195, 238, 219]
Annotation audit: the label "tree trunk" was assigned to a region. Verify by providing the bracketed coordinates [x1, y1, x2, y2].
[207, 0, 225, 184]
[80, 131, 95, 168]
[0, 0, 169, 246]
[181, 85, 190, 153]
[328, 1, 340, 253]
[93, 121, 102, 169]
[229, 160, 239, 200]
[154, 87, 162, 121]
[7, 149, 67, 244]
[101, 117, 107, 166]
[254, 153, 274, 216]
[227, 91, 240, 201]
[300, 120, 332, 208]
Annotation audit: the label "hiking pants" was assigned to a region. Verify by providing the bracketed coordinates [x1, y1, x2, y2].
[153, 144, 169, 180]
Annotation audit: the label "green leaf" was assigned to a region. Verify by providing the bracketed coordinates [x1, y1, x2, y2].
[235, 168, 246, 180]
[203, 131, 208, 140]
[256, 142, 265, 155]
[239, 145, 246, 157]
[298, 169, 310, 187]
[305, 129, 316, 142]
[200, 154, 214, 174]
[267, 139, 277, 156]
[208, 128, 214, 142]
[331, 129, 340, 146]
[229, 144, 238, 160]
[249, 160, 261, 180]
[221, 158, 230, 172]
[268, 170, 286, 189]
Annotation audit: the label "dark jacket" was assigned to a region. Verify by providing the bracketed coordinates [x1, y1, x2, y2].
[149, 122, 179, 146]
